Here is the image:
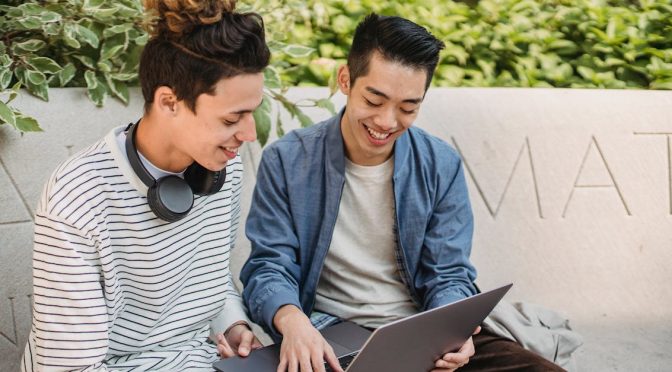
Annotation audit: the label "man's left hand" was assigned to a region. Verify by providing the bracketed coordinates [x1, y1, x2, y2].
[217, 323, 263, 358]
[430, 326, 480, 371]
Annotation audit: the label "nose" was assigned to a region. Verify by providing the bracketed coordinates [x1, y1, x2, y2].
[235, 114, 257, 143]
[372, 107, 397, 131]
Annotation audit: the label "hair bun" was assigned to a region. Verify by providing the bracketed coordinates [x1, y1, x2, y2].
[144, 0, 237, 39]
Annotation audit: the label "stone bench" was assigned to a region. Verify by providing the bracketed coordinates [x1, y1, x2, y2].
[1, 88, 670, 371]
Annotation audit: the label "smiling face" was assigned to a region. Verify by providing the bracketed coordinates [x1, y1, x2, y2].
[339, 51, 427, 166]
[172, 72, 264, 171]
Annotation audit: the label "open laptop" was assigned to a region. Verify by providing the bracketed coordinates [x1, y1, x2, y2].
[214, 283, 512, 372]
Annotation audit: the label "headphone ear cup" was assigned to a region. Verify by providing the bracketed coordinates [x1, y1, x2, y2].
[125, 120, 195, 222]
[184, 162, 226, 196]
[209, 167, 226, 194]
[146, 176, 194, 222]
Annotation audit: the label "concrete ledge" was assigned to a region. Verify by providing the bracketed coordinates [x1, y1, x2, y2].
[1, 88, 671, 371]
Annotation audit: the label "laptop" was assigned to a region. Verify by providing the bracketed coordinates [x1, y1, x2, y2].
[214, 283, 512, 372]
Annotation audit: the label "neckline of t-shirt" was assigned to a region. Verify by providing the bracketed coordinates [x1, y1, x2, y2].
[344, 155, 394, 178]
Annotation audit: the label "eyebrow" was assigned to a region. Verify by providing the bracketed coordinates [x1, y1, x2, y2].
[365, 86, 423, 105]
[231, 108, 253, 115]
[228, 99, 265, 116]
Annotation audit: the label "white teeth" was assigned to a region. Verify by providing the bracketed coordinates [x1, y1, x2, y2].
[224, 147, 238, 153]
[366, 126, 390, 140]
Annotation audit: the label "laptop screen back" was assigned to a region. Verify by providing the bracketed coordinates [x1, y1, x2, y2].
[345, 284, 513, 372]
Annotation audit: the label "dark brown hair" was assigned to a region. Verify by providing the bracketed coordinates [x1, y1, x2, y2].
[140, 0, 270, 113]
[347, 13, 445, 91]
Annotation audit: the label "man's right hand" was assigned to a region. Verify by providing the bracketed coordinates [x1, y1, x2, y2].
[273, 305, 343, 372]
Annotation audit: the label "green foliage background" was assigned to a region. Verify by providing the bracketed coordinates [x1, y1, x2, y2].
[1, 0, 671, 143]
[273, 0, 672, 89]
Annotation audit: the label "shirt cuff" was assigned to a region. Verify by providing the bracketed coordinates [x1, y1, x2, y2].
[210, 302, 251, 338]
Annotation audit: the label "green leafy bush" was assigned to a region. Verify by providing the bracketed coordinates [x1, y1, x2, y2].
[272, 0, 672, 89]
[1, 0, 671, 144]
[0, 0, 325, 143]
[0, 0, 147, 132]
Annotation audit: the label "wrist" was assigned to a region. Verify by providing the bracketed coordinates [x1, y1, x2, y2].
[224, 321, 249, 338]
[273, 305, 306, 334]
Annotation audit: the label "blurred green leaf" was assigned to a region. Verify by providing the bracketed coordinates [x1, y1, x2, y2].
[253, 95, 272, 146]
[11, 39, 46, 53]
[17, 16, 42, 30]
[97, 60, 113, 73]
[25, 69, 46, 85]
[40, 10, 62, 23]
[84, 70, 98, 88]
[62, 23, 82, 49]
[100, 40, 125, 61]
[276, 110, 285, 138]
[109, 72, 136, 81]
[284, 44, 315, 58]
[25, 75, 49, 101]
[0, 68, 12, 90]
[296, 108, 312, 128]
[315, 98, 336, 115]
[73, 55, 96, 69]
[105, 73, 129, 104]
[26, 56, 61, 74]
[85, 70, 107, 106]
[57, 63, 77, 86]
[650, 79, 672, 89]
[14, 114, 42, 132]
[103, 24, 133, 38]
[263, 66, 282, 90]
[328, 63, 339, 96]
[75, 24, 100, 48]
[0, 100, 16, 126]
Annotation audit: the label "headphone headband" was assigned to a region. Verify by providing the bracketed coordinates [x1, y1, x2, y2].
[125, 120, 156, 188]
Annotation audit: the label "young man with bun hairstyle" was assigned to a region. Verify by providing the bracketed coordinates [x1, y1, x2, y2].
[242, 14, 565, 372]
[21, 0, 269, 370]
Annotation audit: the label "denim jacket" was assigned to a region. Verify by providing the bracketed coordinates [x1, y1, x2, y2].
[241, 112, 477, 340]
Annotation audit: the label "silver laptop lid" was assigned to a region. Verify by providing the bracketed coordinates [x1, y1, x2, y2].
[345, 283, 513, 372]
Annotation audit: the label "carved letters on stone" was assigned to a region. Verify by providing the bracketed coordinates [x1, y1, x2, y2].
[562, 136, 631, 218]
[0, 294, 31, 349]
[453, 137, 543, 219]
[634, 132, 672, 215]
[453, 134, 670, 218]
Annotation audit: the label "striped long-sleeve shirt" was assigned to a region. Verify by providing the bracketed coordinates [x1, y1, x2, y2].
[22, 126, 249, 371]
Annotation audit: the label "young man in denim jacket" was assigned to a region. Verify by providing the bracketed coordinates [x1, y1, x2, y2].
[241, 13, 563, 372]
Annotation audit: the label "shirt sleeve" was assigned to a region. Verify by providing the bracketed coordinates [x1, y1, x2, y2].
[240, 146, 303, 341]
[28, 209, 109, 371]
[209, 156, 252, 337]
[209, 271, 251, 337]
[419, 156, 478, 310]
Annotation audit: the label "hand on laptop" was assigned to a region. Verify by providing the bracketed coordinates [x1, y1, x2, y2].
[274, 305, 343, 372]
[217, 323, 263, 358]
[431, 326, 480, 372]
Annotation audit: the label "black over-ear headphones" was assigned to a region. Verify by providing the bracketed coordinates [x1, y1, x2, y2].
[125, 120, 226, 222]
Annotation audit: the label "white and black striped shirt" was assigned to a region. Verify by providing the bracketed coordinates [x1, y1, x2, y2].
[22, 126, 249, 371]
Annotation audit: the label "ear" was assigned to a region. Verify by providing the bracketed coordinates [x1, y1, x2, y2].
[337, 64, 351, 95]
[152, 86, 179, 116]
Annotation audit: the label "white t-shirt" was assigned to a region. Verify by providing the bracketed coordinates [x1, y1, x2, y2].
[314, 156, 417, 328]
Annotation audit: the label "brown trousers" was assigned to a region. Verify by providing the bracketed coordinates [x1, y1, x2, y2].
[460, 328, 566, 372]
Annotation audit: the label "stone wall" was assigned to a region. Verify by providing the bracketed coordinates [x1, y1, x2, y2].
[1, 88, 671, 371]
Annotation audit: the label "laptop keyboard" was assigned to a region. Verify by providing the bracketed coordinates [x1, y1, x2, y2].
[325, 352, 358, 371]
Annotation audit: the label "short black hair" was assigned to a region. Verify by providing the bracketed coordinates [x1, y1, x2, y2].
[347, 13, 445, 91]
